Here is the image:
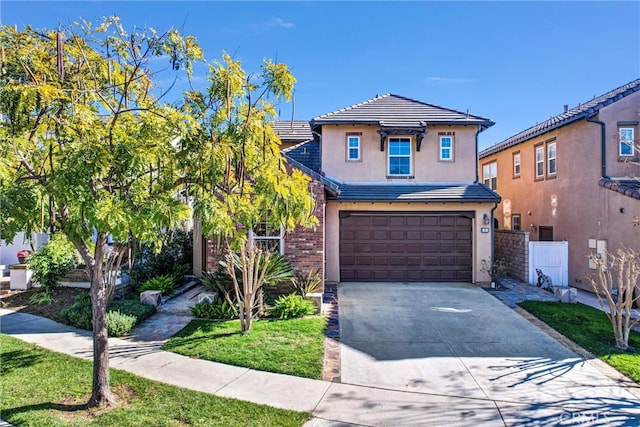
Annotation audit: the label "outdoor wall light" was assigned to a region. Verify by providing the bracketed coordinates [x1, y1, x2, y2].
[530, 224, 537, 232]
[483, 213, 490, 225]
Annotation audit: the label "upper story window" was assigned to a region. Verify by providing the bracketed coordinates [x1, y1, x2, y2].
[535, 145, 545, 179]
[547, 142, 557, 176]
[512, 213, 521, 231]
[513, 151, 521, 178]
[439, 135, 454, 161]
[619, 127, 635, 157]
[388, 137, 412, 176]
[346, 133, 361, 161]
[482, 162, 497, 190]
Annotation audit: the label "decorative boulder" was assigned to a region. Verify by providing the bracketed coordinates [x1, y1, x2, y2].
[197, 292, 218, 304]
[140, 290, 162, 308]
[553, 286, 577, 303]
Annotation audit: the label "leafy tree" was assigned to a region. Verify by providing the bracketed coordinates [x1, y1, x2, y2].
[0, 18, 202, 407]
[0, 17, 315, 406]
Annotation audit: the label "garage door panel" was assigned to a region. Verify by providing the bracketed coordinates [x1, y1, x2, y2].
[340, 213, 472, 282]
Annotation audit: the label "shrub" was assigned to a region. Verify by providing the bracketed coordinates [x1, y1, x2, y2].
[191, 299, 237, 320]
[107, 310, 137, 336]
[139, 274, 175, 295]
[129, 228, 192, 286]
[27, 234, 77, 292]
[59, 299, 155, 336]
[73, 291, 91, 305]
[28, 290, 55, 305]
[270, 293, 317, 319]
[291, 269, 323, 296]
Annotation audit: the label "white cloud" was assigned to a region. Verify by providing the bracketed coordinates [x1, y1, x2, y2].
[251, 17, 296, 33]
[271, 17, 295, 29]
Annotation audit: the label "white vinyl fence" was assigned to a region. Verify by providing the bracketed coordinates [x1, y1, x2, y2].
[528, 241, 568, 286]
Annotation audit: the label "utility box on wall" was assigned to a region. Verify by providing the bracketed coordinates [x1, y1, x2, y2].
[588, 239, 607, 269]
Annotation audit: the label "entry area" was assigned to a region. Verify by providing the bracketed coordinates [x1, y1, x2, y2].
[339, 212, 472, 282]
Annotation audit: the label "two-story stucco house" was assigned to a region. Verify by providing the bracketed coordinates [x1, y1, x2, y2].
[479, 79, 640, 292]
[195, 94, 500, 287]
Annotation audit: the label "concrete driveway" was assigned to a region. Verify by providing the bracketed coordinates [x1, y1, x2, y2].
[339, 282, 640, 421]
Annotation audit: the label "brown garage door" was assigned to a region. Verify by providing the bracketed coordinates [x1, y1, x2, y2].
[340, 212, 473, 282]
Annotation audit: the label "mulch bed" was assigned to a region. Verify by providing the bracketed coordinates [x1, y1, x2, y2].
[1, 286, 86, 322]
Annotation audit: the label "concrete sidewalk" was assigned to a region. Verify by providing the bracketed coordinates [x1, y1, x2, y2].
[2, 308, 640, 426]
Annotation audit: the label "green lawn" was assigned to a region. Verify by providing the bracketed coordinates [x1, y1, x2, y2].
[520, 301, 640, 383]
[0, 334, 311, 427]
[163, 316, 327, 379]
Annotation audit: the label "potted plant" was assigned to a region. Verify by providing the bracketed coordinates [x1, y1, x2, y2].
[17, 249, 32, 264]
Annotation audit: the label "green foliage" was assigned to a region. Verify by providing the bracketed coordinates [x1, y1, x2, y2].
[130, 228, 193, 286]
[164, 317, 327, 379]
[270, 294, 317, 319]
[60, 299, 155, 336]
[27, 234, 77, 291]
[73, 291, 91, 305]
[220, 250, 295, 289]
[292, 269, 323, 296]
[106, 310, 138, 336]
[139, 274, 175, 295]
[0, 334, 311, 426]
[28, 290, 55, 305]
[190, 299, 238, 320]
[521, 301, 640, 383]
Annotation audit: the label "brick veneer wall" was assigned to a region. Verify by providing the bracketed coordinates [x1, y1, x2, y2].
[203, 178, 325, 292]
[284, 179, 325, 285]
[494, 229, 529, 282]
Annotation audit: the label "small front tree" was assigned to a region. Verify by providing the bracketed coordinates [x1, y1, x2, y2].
[587, 248, 640, 350]
[0, 18, 202, 407]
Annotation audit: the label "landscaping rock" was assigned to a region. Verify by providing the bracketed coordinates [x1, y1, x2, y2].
[140, 290, 162, 308]
[197, 292, 218, 304]
[553, 285, 577, 303]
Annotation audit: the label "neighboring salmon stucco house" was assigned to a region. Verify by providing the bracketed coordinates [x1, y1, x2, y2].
[479, 79, 640, 292]
[194, 94, 500, 287]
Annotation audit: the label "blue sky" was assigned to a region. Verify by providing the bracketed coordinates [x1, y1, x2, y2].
[2, 1, 638, 149]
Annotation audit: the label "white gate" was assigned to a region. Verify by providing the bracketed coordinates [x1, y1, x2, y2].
[528, 241, 568, 286]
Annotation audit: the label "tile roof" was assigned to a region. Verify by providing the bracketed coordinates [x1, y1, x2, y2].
[480, 79, 640, 158]
[272, 120, 313, 143]
[598, 178, 640, 200]
[330, 183, 501, 203]
[283, 140, 321, 173]
[311, 94, 494, 130]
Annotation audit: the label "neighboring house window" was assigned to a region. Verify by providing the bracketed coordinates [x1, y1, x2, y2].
[619, 127, 635, 156]
[513, 151, 521, 177]
[439, 136, 453, 161]
[250, 218, 284, 255]
[346, 134, 361, 161]
[547, 142, 557, 176]
[388, 137, 412, 176]
[482, 162, 497, 190]
[535, 145, 545, 179]
[512, 214, 521, 231]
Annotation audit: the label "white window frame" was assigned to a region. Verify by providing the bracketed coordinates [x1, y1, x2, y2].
[512, 213, 521, 231]
[513, 152, 521, 177]
[347, 135, 361, 161]
[482, 162, 497, 190]
[249, 220, 284, 255]
[439, 136, 454, 161]
[619, 127, 635, 157]
[387, 137, 412, 176]
[547, 142, 557, 176]
[535, 145, 545, 179]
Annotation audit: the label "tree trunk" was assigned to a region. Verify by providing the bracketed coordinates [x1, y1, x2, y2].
[78, 234, 116, 407]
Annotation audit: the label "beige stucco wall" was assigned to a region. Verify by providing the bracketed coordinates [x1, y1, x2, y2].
[325, 201, 495, 284]
[480, 91, 640, 290]
[320, 125, 479, 183]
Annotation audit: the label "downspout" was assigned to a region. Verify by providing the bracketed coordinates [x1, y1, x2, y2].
[585, 113, 607, 178]
[474, 125, 481, 183]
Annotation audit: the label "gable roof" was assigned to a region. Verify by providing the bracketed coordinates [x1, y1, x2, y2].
[272, 120, 313, 144]
[283, 139, 321, 173]
[480, 79, 640, 158]
[311, 94, 494, 130]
